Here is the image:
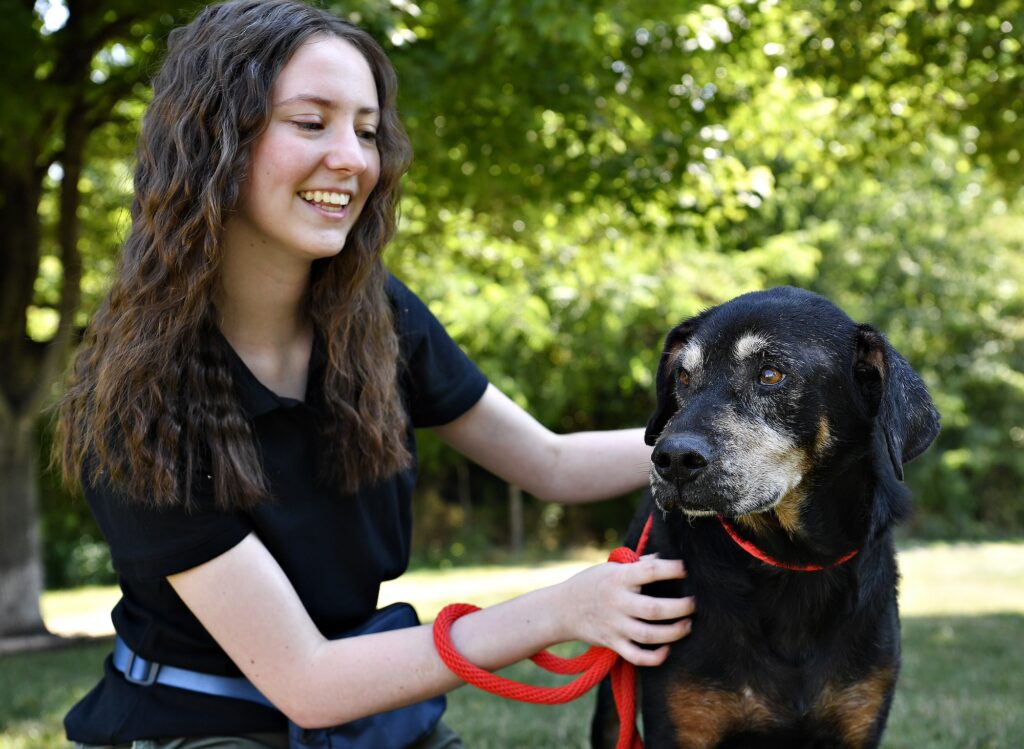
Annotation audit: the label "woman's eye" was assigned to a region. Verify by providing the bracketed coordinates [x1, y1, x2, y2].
[294, 120, 323, 131]
[678, 368, 691, 388]
[758, 366, 785, 385]
[357, 129, 378, 142]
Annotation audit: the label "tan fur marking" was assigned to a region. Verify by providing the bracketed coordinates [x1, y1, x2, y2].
[815, 668, 895, 747]
[735, 486, 806, 536]
[735, 512, 774, 535]
[774, 444, 816, 535]
[667, 683, 777, 749]
[735, 443, 813, 537]
[815, 415, 833, 456]
[773, 486, 807, 535]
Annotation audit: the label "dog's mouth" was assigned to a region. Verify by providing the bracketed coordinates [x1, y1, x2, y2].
[649, 470, 802, 520]
[649, 484, 719, 517]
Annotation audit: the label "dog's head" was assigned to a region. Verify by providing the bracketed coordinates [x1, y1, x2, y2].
[646, 287, 939, 534]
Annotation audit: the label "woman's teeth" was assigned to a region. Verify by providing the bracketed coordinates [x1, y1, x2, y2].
[298, 190, 351, 208]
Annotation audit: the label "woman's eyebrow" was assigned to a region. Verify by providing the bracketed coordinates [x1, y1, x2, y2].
[273, 93, 379, 117]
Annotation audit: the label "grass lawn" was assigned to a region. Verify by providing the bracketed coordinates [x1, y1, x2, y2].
[3, 541, 1023, 748]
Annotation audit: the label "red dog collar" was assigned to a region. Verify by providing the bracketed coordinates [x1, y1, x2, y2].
[717, 515, 859, 572]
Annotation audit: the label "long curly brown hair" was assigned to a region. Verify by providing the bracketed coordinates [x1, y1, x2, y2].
[57, 0, 414, 509]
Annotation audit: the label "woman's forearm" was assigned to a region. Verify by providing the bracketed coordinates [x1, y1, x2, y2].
[434, 385, 653, 503]
[170, 534, 692, 729]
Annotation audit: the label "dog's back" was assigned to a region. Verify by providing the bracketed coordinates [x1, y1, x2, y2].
[594, 287, 939, 749]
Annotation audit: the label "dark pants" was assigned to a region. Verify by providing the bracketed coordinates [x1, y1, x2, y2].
[74, 721, 465, 749]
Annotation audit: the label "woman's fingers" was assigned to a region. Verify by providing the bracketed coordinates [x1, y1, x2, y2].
[613, 641, 671, 667]
[625, 590, 696, 622]
[610, 614, 694, 665]
[621, 554, 686, 586]
[626, 615, 693, 645]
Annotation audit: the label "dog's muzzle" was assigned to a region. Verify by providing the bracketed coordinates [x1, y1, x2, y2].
[650, 433, 723, 514]
[652, 433, 714, 485]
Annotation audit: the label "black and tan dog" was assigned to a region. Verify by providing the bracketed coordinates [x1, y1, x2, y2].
[593, 286, 940, 749]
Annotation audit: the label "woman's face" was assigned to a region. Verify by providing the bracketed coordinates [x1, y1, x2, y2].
[225, 35, 382, 265]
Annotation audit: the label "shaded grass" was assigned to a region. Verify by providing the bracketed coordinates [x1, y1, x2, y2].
[886, 614, 1024, 749]
[0, 640, 110, 749]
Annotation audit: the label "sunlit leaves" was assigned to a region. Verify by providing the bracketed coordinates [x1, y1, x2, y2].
[790, 0, 1024, 188]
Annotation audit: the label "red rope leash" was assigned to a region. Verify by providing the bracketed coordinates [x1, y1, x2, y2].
[433, 515, 655, 749]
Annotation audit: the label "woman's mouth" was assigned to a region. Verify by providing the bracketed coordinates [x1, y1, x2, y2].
[298, 190, 351, 213]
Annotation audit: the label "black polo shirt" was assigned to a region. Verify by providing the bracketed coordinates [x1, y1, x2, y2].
[65, 275, 488, 744]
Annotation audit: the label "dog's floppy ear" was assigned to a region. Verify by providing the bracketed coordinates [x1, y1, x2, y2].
[645, 320, 699, 446]
[854, 325, 941, 481]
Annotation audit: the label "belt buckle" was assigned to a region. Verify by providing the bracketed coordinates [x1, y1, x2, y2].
[123, 650, 161, 686]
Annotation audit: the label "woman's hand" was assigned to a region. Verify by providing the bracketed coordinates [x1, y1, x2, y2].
[554, 555, 694, 666]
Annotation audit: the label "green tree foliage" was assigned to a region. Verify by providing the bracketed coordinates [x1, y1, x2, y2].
[793, 0, 1023, 190]
[813, 158, 1024, 535]
[18, 0, 1024, 589]
[377, 0, 1024, 542]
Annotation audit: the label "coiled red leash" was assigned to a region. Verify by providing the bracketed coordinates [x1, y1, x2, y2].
[433, 515, 655, 749]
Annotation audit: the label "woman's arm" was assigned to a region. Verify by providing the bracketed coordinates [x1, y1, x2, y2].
[432, 384, 651, 503]
[169, 532, 692, 728]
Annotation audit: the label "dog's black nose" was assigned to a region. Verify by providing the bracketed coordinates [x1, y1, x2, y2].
[652, 434, 713, 484]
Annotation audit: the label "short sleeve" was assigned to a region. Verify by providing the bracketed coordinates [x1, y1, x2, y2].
[388, 275, 489, 428]
[83, 474, 252, 579]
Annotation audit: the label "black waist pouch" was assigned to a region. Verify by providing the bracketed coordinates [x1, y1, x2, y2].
[288, 602, 446, 749]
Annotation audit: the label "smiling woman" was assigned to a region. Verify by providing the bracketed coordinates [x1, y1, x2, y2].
[224, 36, 381, 269]
[51, 1, 692, 748]
[216, 34, 385, 400]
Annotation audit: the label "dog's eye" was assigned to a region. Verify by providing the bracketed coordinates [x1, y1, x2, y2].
[758, 366, 785, 385]
[678, 368, 691, 388]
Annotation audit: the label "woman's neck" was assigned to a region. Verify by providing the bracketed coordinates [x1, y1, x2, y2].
[216, 243, 316, 400]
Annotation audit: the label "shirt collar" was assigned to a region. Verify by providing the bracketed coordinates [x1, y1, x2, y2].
[218, 329, 325, 419]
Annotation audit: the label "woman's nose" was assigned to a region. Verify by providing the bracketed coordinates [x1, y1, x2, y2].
[323, 129, 368, 173]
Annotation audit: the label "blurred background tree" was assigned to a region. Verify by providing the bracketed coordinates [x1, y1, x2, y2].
[0, 0, 204, 636]
[3, 0, 1021, 635]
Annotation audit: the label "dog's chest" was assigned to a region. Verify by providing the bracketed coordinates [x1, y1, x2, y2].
[642, 523, 895, 747]
[646, 665, 896, 749]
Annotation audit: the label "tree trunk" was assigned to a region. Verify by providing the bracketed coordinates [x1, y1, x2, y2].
[0, 0, 194, 643]
[0, 156, 48, 639]
[0, 413, 47, 637]
[0, 103, 87, 640]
